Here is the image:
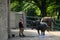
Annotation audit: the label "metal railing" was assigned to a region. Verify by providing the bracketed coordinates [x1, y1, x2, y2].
[26, 16, 60, 30]
[26, 16, 41, 28]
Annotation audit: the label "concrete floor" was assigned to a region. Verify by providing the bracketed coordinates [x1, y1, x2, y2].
[8, 29, 60, 40]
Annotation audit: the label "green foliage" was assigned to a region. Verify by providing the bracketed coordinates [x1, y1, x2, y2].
[10, 0, 60, 17]
[10, 0, 41, 16]
[27, 8, 36, 16]
[10, 1, 19, 11]
[35, 7, 41, 16]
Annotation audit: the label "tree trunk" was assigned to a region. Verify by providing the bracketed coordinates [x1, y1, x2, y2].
[33, 0, 47, 17]
[41, 0, 46, 17]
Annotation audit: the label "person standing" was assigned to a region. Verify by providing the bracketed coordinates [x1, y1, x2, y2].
[19, 19, 25, 37]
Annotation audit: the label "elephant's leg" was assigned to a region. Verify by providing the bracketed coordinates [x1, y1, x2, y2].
[47, 26, 50, 31]
[37, 30, 40, 35]
[41, 30, 45, 35]
[50, 22, 53, 31]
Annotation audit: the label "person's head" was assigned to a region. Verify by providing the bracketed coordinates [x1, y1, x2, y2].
[20, 18, 23, 22]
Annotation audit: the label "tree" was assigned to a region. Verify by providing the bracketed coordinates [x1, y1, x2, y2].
[33, 0, 57, 17]
[56, 0, 60, 20]
[10, 0, 57, 17]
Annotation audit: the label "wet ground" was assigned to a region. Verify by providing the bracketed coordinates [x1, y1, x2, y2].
[8, 29, 60, 40]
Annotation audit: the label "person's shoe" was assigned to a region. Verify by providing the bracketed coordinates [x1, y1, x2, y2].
[12, 34, 15, 37]
[22, 34, 25, 37]
[19, 34, 22, 37]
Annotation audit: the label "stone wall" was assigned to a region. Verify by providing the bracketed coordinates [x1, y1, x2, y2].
[0, 0, 8, 40]
[10, 12, 16, 28]
[10, 11, 26, 28]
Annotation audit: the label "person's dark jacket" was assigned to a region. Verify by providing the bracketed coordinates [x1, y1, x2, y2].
[19, 22, 24, 28]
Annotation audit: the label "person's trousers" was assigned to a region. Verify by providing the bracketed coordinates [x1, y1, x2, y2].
[19, 28, 24, 35]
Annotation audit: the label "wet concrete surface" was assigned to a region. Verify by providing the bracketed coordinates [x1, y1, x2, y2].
[8, 29, 60, 40]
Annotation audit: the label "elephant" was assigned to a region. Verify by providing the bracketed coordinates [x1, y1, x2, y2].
[41, 17, 54, 31]
[31, 20, 48, 35]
